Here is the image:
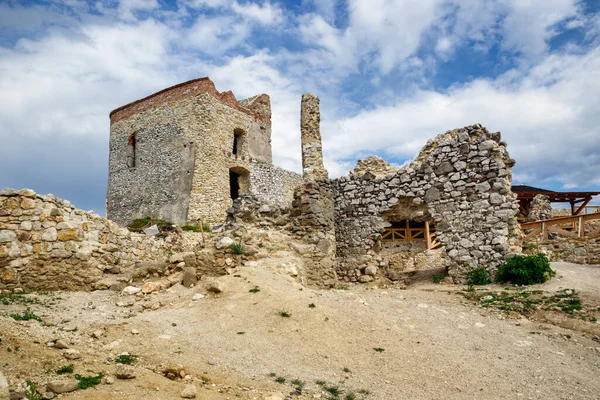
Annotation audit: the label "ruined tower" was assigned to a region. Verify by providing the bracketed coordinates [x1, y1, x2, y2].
[300, 94, 328, 180]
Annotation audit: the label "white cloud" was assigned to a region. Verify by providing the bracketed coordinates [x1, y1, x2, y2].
[231, 1, 283, 25]
[117, 0, 160, 21]
[186, 15, 251, 54]
[320, 46, 600, 189]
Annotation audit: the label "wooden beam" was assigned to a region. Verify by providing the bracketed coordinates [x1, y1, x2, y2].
[547, 225, 579, 238]
[523, 227, 542, 241]
[574, 196, 592, 215]
[425, 221, 431, 250]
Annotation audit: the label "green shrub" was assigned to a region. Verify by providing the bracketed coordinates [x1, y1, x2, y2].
[202, 223, 211, 232]
[466, 267, 491, 286]
[75, 373, 103, 389]
[496, 254, 554, 285]
[432, 273, 442, 284]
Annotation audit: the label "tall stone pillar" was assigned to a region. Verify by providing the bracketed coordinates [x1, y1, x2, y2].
[301, 94, 328, 180]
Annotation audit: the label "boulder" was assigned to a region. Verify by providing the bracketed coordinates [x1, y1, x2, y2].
[180, 385, 197, 398]
[46, 379, 78, 394]
[115, 365, 136, 379]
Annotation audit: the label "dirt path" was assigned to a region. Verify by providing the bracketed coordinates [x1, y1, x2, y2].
[1, 262, 599, 400]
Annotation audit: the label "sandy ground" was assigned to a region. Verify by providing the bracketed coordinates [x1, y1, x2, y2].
[1, 262, 600, 400]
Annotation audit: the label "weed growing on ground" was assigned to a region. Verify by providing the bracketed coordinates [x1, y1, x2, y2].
[335, 284, 350, 290]
[373, 347, 385, 352]
[10, 307, 41, 322]
[279, 310, 291, 318]
[291, 379, 304, 393]
[432, 273, 442, 284]
[275, 376, 286, 384]
[182, 225, 201, 232]
[231, 241, 245, 255]
[249, 287, 260, 293]
[56, 364, 74, 375]
[75, 373, 103, 389]
[236, 331, 245, 335]
[128, 217, 174, 233]
[461, 287, 597, 320]
[269, 372, 277, 377]
[466, 267, 491, 285]
[309, 303, 316, 308]
[24, 381, 42, 400]
[343, 367, 351, 373]
[0, 292, 43, 306]
[114, 354, 137, 365]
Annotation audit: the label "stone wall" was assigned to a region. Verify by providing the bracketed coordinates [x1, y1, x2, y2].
[107, 77, 276, 227]
[106, 123, 195, 226]
[538, 237, 600, 264]
[249, 163, 302, 206]
[300, 94, 328, 180]
[0, 189, 178, 291]
[332, 124, 522, 282]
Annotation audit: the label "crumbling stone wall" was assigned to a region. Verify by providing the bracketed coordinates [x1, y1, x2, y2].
[0, 189, 178, 291]
[538, 236, 600, 264]
[525, 194, 553, 222]
[300, 94, 328, 180]
[249, 163, 302, 206]
[332, 124, 522, 282]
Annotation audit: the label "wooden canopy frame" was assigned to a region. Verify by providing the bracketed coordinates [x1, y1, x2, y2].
[511, 185, 600, 218]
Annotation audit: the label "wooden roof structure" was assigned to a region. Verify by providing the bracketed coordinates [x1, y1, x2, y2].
[511, 184, 600, 216]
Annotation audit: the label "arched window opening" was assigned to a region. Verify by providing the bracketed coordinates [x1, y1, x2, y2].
[233, 128, 245, 155]
[229, 166, 250, 200]
[127, 133, 137, 168]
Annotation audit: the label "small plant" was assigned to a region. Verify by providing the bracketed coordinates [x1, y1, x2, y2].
[114, 354, 137, 365]
[24, 381, 42, 400]
[10, 307, 42, 322]
[236, 331, 245, 335]
[75, 373, 103, 389]
[521, 241, 538, 251]
[269, 372, 277, 377]
[231, 241, 245, 255]
[275, 376, 286, 384]
[345, 394, 357, 400]
[172, 323, 177, 327]
[324, 385, 340, 396]
[496, 254, 554, 285]
[466, 267, 491, 285]
[316, 380, 326, 386]
[128, 217, 174, 233]
[432, 273, 442, 284]
[279, 310, 291, 318]
[202, 223, 211, 232]
[342, 367, 351, 373]
[309, 303, 316, 308]
[113, 258, 120, 265]
[56, 364, 74, 375]
[373, 347, 385, 352]
[335, 284, 350, 290]
[182, 225, 202, 232]
[291, 379, 304, 393]
[249, 287, 260, 293]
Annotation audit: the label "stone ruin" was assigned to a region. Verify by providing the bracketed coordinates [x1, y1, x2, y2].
[0, 78, 527, 291]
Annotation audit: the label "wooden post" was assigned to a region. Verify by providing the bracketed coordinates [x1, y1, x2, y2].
[578, 215, 585, 238]
[542, 222, 548, 241]
[425, 221, 431, 250]
[200, 217, 206, 244]
[586, 238, 590, 264]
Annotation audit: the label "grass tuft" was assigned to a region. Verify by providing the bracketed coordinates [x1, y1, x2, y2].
[56, 364, 74, 375]
[75, 373, 103, 390]
[114, 354, 137, 365]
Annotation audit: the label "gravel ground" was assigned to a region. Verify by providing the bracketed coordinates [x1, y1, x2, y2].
[1, 262, 599, 400]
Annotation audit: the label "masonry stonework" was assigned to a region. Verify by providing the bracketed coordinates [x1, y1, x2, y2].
[107, 78, 300, 227]
[0, 189, 178, 291]
[300, 94, 328, 180]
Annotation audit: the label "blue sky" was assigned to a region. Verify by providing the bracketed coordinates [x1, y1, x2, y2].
[1, 0, 599, 214]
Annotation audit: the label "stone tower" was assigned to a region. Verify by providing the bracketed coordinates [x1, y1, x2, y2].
[300, 94, 328, 180]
